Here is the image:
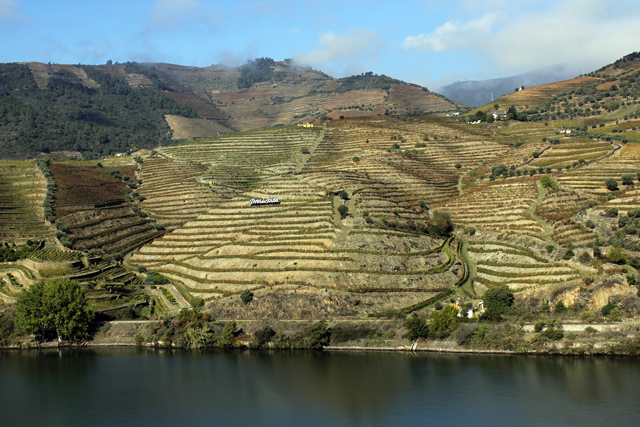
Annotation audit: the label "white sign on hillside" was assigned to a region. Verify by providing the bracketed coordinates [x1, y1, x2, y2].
[249, 197, 280, 206]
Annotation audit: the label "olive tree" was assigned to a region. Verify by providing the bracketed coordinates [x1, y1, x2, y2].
[605, 178, 619, 191]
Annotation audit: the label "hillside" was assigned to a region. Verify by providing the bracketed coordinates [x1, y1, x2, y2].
[2, 110, 640, 353]
[150, 60, 465, 133]
[0, 59, 464, 160]
[3, 53, 640, 353]
[470, 51, 640, 125]
[440, 64, 577, 107]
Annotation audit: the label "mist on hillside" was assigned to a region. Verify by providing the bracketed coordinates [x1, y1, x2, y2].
[438, 64, 578, 107]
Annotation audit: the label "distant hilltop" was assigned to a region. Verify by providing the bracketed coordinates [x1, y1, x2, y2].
[0, 59, 464, 160]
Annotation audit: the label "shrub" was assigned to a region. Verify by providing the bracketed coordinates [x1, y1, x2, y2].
[534, 321, 545, 332]
[191, 297, 204, 310]
[607, 307, 622, 321]
[601, 303, 616, 317]
[607, 247, 626, 264]
[352, 156, 360, 162]
[240, 290, 253, 304]
[555, 300, 567, 314]
[579, 310, 593, 322]
[606, 208, 618, 217]
[622, 174, 635, 185]
[542, 327, 564, 340]
[584, 326, 597, 334]
[585, 220, 596, 229]
[562, 249, 574, 260]
[136, 265, 147, 273]
[96, 162, 103, 168]
[301, 147, 310, 154]
[454, 162, 462, 169]
[338, 205, 349, 219]
[254, 326, 276, 348]
[153, 273, 169, 285]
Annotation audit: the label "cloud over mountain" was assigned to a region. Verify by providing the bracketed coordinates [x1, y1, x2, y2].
[294, 29, 381, 76]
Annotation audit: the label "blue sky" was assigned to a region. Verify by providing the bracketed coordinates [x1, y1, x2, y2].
[1, 0, 640, 90]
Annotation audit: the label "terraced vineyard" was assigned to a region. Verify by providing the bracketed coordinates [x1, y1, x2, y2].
[467, 240, 581, 292]
[136, 156, 223, 227]
[157, 126, 324, 191]
[4, 109, 640, 322]
[436, 180, 544, 240]
[0, 161, 55, 244]
[556, 142, 637, 196]
[47, 162, 165, 255]
[528, 141, 615, 171]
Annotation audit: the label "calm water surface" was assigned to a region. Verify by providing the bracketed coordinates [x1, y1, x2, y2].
[1, 348, 639, 426]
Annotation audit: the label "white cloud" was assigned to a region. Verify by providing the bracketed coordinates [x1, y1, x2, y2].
[404, 0, 640, 75]
[403, 12, 503, 52]
[294, 29, 381, 76]
[151, 0, 199, 27]
[486, 0, 640, 72]
[0, 0, 18, 22]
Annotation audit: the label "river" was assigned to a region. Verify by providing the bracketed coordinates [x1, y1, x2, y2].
[1, 348, 639, 426]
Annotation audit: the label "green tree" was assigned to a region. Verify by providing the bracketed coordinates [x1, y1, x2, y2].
[254, 326, 276, 348]
[306, 321, 330, 349]
[219, 321, 237, 348]
[429, 305, 458, 338]
[405, 315, 429, 340]
[605, 178, 619, 191]
[338, 204, 349, 219]
[15, 279, 94, 342]
[431, 211, 454, 236]
[482, 285, 514, 319]
[622, 174, 635, 185]
[540, 175, 558, 189]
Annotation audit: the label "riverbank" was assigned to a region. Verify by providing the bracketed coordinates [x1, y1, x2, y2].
[3, 318, 640, 356]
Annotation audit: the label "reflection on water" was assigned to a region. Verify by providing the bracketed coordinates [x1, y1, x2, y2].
[1, 349, 639, 426]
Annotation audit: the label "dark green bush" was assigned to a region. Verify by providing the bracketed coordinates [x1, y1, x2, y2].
[240, 290, 253, 304]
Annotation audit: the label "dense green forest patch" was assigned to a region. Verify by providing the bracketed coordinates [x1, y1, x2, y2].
[0, 64, 197, 159]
